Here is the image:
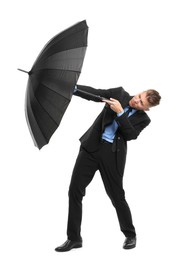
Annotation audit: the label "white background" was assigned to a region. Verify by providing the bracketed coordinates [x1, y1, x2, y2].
[1, 0, 179, 259]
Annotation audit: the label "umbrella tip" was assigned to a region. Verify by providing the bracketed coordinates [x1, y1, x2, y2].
[17, 68, 29, 74]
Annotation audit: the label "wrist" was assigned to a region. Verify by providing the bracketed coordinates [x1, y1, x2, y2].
[117, 110, 124, 116]
[116, 109, 124, 114]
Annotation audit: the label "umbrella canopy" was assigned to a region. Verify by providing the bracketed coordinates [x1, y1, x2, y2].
[19, 20, 88, 149]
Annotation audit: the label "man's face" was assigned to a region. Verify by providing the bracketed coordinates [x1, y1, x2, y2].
[129, 91, 150, 111]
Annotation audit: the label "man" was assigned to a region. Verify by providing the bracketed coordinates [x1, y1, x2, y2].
[55, 84, 161, 252]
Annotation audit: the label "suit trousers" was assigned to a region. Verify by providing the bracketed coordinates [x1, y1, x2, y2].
[67, 141, 136, 241]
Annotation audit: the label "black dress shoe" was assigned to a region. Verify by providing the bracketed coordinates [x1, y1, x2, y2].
[123, 237, 136, 249]
[55, 239, 82, 252]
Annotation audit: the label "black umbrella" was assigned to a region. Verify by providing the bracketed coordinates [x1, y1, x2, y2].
[18, 20, 91, 149]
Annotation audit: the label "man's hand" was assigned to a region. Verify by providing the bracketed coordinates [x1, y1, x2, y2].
[103, 98, 124, 114]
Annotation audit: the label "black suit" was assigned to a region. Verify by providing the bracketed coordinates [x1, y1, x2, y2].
[66, 85, 151, 241]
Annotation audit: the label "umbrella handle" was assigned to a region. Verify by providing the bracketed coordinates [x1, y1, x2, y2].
[76, 89, 110, 101]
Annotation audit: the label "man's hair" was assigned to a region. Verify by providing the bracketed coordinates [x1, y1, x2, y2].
[146, 89, 161, 107]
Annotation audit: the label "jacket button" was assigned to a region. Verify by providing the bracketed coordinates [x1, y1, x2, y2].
[117, 137, 120, 140]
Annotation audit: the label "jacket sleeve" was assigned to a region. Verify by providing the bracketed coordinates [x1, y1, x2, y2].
[115, 112, 151, 141]
[74, 84, 124, 102]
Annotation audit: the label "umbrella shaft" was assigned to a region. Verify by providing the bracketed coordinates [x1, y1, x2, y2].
[77, 89, 110, 101]
[77, 88, 104, 101]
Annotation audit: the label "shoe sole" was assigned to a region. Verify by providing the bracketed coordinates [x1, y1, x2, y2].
[55, 244, 82, 252]
[123, 244, 136, 250]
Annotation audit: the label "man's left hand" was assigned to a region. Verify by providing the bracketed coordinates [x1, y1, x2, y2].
[103, 98, 124, 114]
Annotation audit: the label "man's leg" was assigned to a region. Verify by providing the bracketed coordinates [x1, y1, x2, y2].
[67, 147, 98, 241]
[98, 142, 136, 238]
[55, 147, 98, 252]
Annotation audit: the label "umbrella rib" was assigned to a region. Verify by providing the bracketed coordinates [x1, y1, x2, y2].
[34, 94, 59, 127]
[36, 46, 87, 66]
[41, 82, 71, 101]
[26, 89, 49, 146]
[35, 25, 88, 64]
[26, 109, 49, 145]
[33, 68, 82, 74]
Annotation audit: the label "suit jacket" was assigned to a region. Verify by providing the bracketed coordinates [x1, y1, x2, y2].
[74, 84, 151, 156]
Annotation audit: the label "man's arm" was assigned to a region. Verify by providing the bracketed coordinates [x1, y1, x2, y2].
[73, 84, 124, 102]
[103, 98, 151, 141]
[115, 113, 151, 140]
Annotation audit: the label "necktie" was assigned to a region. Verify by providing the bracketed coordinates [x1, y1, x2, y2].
[125, 106, 132, 117]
